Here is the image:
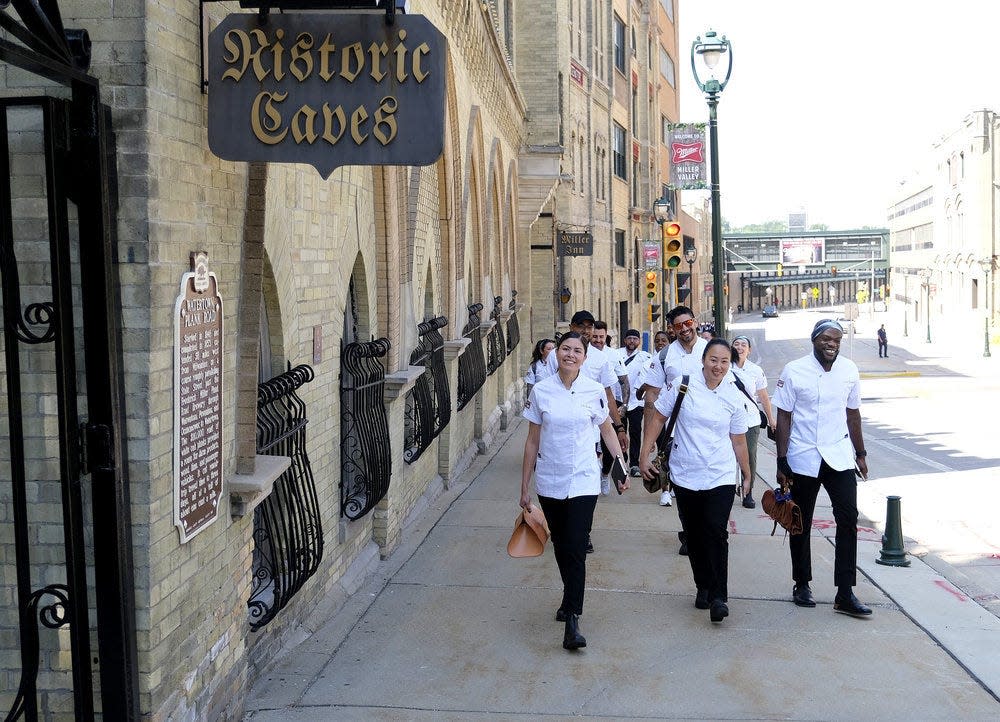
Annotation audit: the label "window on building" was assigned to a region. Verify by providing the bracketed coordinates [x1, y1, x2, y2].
[631, 26, 637, 57]
[613, 123, 627, 179]
[631, 85, 638, 130]
[613, 14, 626, 73]
[579, 137, 586, 195]
[662, 115, 670, 145]
[615, 230, 626, 267]
[647, 35, 653, 70]
[632, 157, 640, 206]
[661, 0, 674, 23]
[659, 46, 675, 88]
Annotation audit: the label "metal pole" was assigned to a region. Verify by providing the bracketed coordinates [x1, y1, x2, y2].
[708, 91, 726, 338]
[926, 281, 931, 343]
[984, 269, 992, 357]
[903, 274, 908, 337]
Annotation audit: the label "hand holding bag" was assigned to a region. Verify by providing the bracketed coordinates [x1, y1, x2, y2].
[761, 484, 804, 536]
[643, 376, 689, 493]
[507, 505, 550, 557]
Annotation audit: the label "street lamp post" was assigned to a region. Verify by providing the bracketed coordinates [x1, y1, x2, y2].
[903, 274, 908, 337]
[919, 269, 932, 343]
[685, 246, 698, 309]
[691, 30, 733, 338]
[979, 257, 993, 358]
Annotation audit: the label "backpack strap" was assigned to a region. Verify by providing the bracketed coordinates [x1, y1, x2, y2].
[663, 374, 689, 439]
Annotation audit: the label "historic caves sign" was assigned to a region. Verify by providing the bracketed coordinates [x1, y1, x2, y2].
[208, 13, 446, 177]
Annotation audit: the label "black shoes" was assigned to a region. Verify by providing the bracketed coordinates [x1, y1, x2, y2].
[585, 537, 594, 554]
[555, 608, 567, 622]
[792, 584, 816, 607]
[709, 600, 729, 623]
[563, 613, 586, 650]
[695, 588, 710, 610]
[678, 542, 688, 556]
[834, 593, 873, 618]
[742, 494, 756, 509]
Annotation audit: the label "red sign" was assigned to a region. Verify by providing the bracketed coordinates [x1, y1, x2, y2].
[570, 61, 585, 86]
[671, 141, 704, 164]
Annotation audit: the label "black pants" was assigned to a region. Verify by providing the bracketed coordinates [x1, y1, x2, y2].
[626, 406, 644, 464]
[789, 461, 858, 588]
[878, 340, 888, 357]
[674, 484, 733, 604]
[538, 494, 598, 615]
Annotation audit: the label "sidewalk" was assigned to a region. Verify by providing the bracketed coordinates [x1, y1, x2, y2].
[245, 419, 1000, 720]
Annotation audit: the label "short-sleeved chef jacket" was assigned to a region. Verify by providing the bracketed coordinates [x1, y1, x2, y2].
[654, 372, 748, 491]
[620, 348, 652, 411]
[771, 353, 860, 477]
[544, 343, 616, 388]
[731, 359, 767, 428]
[522, 373, 609, 498]
[524, 360, 547, 386]
[644, 337, 709, 390]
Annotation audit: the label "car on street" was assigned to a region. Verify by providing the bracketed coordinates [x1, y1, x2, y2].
[762, 305, 779, 318]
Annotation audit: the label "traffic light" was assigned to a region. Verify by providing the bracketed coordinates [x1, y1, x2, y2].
[676, 272, 691, 304]
[645, 270, 657, 299]
[664, 222, 682, 268]
[776, 262, 784, 278]
[650, 304, 661, 323]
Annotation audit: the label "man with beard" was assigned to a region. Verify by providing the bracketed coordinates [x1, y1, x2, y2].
[773, 319, 872, 618]
[618, 329, 651, 477]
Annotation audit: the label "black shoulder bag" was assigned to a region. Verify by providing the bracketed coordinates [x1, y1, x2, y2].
[643, 375, 689, 493]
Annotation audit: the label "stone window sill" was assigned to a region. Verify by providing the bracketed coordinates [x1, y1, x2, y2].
[230, 454, 292, 518]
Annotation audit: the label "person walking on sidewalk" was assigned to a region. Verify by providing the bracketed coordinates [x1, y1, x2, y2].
[591, 320, 630, 493]
[520, 332, 629, 650]
[638, 338, 751, 624]
[877, 324, 888, 357]
[773, 319, 873, 618]
[620, 329, 651, 477]
[730, 335, 776, 509]
[524, 338, 555, 398]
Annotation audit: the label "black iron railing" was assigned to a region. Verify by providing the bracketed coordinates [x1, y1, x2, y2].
[404, 316, 451, 464]
[505, 290, 520, 353]
[485, 296, 507, 376]
[248, 364, 322, 632]
[340, 338, 392, 520]
[456, 303, 487, 410]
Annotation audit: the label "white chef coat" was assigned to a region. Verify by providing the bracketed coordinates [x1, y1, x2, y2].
[620, 348, 652, 411]
[644, 336, 709, 391]
[524, 359, 548, 386]
[731, 359, 767, 428]
[593, 344, 627, 401]
[544, 342, 616, 388]
[772, 353, 861, 476]
[522, 373, 609, 498]
[654, 372, 748, 491]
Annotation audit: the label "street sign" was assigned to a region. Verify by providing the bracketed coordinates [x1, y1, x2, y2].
[557, 231, 594, 257]
[642, 240, 660, 268]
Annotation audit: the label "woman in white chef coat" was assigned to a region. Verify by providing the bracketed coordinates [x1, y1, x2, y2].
[730, 335, 776, 509]
[638, 338, 751, 624]
[520, 332, 628, 651]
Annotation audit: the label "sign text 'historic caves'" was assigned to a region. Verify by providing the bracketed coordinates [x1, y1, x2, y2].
[208, 13, 447, 178]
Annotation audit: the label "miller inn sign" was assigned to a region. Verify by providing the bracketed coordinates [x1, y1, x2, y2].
[208, 12, 447, 177]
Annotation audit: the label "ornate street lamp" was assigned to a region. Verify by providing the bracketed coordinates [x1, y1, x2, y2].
[559, 287, 572, 305]
[979, 257, 993, 357]
[691, 29, 733, 338]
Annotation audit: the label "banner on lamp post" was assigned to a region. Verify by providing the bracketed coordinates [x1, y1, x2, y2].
[668, 123, 707, 190]
[642, 240, 660, 269]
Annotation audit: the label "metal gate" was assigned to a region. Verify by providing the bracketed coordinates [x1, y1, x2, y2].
[1, 2, 138, 719]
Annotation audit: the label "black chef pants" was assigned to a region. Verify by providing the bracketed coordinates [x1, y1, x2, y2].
[538, 494, 598, 616]
[673, 484, 733, 604]
[789, 460, 858, 588]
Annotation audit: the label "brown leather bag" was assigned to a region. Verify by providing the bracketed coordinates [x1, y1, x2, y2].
[507, 505, 550, 557]
[761, 485, 804, 536]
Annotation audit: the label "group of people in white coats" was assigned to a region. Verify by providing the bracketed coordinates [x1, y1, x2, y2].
[520, 310, 872, 650]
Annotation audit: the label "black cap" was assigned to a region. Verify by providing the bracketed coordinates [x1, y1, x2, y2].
[624, 328, 641, 339]
[570, 310, 596, 326]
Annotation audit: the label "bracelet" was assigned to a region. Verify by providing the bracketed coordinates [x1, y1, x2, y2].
[855, 450, 867, 458]
[613, 423, 625, 432]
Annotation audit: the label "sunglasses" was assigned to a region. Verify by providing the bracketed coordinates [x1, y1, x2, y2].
[671, 318, 696, 331]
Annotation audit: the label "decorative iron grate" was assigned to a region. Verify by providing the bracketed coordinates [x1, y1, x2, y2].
[485, 295, 507, 376]
[456, 303, 487, 410]
[339, 338, 392, 520]
[505, 290, 520, 353]
[248, 364, 322, 632]
[403, 316, 450, 464]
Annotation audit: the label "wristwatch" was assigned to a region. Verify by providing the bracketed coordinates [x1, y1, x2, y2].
[855, 450, 867, 458]
[613, 423, 625, 432]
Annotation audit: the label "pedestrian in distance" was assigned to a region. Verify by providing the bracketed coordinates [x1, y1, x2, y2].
[773, 319, 873, 618]
[729, 335, 776, 509]
[591, 320, 631, 495]
[877, 324, 888, 357]
[524, 338, 555, 398]
[520, 332, 629, 650]
[638, 338, 752, 624]
[619, 329, 652, 477]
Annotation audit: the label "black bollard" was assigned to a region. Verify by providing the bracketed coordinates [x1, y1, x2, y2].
[876, 495, 910, 567]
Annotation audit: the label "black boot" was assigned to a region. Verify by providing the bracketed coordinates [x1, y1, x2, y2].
[563, 613, 587, 650]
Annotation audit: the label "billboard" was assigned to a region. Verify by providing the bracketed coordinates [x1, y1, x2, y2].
[780, 237, 825, 266]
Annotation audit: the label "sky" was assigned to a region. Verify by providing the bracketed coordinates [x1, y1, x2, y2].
[678, 0, 1000, 230]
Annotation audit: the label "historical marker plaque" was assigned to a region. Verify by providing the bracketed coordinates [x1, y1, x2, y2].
[174, 252, 224, 543]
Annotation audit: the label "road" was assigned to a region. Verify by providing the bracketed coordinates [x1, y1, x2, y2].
[730, 306, 1000, 615]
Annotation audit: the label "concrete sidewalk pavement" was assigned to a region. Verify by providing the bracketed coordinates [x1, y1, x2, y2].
[245, 419, 1000, 720]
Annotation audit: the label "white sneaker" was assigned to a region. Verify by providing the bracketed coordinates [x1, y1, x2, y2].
[670, 489, 676, 499]
[659, 489, 673, 506]
[600, 475, 610, 496]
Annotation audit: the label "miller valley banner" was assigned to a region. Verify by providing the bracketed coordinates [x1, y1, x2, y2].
[668, 123, 707, 190]
[208, 13, 447, 178]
